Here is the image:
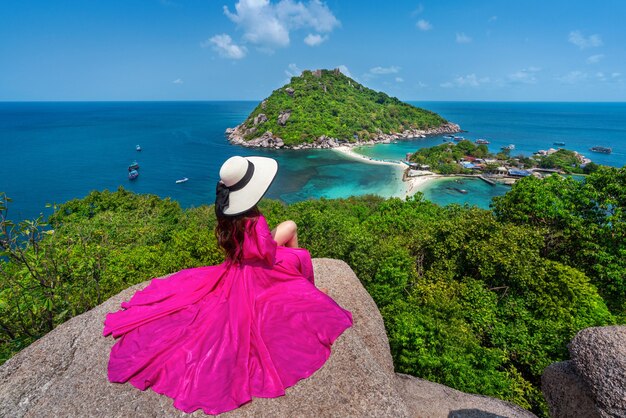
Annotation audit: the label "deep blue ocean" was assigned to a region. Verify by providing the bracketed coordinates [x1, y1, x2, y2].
[1, 101, 625, 222]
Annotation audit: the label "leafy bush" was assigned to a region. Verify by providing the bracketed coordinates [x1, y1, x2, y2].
[492, 167, 626, 315]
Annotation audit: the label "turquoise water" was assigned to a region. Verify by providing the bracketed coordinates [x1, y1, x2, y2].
[421, 178, 511, 209]
[0, 102, 402, 221]
[1, 101, 625, 221]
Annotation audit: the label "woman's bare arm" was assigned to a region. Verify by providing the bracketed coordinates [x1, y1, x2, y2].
[271, 220, 298, 248]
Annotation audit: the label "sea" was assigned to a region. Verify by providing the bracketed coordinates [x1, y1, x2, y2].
[1, 101, 625, 222]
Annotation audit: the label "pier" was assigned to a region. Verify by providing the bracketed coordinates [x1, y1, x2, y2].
[478, 175, 496, 185]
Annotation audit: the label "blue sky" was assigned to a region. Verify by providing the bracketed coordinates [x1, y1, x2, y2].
[1, 0, 624, 101]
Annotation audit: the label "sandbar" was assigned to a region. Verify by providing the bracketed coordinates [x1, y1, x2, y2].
[332, 146, 441, 198]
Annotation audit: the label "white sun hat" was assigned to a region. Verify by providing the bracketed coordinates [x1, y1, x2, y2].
[216, 156, 278, 216]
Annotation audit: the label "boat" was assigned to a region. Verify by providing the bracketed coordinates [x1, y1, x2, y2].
[136, 144, 142, 151]
[553, 141, 565, 146]
[453, 136, 464, 142]
[128, 169, 139, 180]
[589, 146, 612, 154]
[501, 144, 515, 151]
[175, 177, 189, 184]
[445, 135, 454, 138]
[128, 161, 140, 171]
[475, 138, 490, 144]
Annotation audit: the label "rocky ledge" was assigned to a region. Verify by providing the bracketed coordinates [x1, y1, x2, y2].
[0, 259, 534, 418]
[225, 122, 461, 150]
[542, 326, 626, 418]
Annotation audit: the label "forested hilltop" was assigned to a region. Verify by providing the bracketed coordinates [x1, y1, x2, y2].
[1, 166, 625, 417]
[226, 68, 459, 148]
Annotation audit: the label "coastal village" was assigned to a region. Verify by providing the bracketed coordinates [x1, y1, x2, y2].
[403, 139, 594, 185]
[327, 136, 598, 198]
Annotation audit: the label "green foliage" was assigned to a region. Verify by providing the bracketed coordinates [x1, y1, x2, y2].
[538, 149, 586, 173]
[492, 167, 626, 315]
[409, 141, 489, 174]
[238, 69, 448, 145]
[2, 181, 624, 417]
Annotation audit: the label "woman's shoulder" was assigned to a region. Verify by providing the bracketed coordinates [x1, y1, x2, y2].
[246, 215, 270, 234]
[242, 214, 276, 264]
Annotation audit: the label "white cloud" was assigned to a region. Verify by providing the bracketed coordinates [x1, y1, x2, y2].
[507, 67, 541, 84]
[285, 63, 302, 78]
[203, 34, 247, 59]
[586, 54, 604, 64]
[568, 30, 603, 49]
[304, 33, 327, 46]
[223, 0, 339, 50]
[488, 16, 497, 22]
[440, 74, 490, 88]
[172, 78, 183, 84]
[416, 19, 432, 31]
[612, 72, 621, 78]
[369, 66, 400, 75]
[456, 32, 472, 44]
[557, 70, 588, 84]
[416, 81, 428, 88]
[395, 77, 404, 82]
[337, 65, 353, 78]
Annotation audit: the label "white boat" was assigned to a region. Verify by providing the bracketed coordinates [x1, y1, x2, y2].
[501, 144, 515, 151]
[136, 145, 142, 151]
[175, 177, 189, 184]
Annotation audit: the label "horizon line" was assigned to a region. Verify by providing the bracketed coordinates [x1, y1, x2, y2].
[2, 99, 626, 104]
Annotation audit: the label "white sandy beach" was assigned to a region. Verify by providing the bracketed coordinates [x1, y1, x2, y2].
[404, 173, 443, 196]
[333, 146, 405, 168]
[332, 146, 441, 198]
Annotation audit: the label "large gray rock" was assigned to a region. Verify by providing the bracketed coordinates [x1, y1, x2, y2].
[277, 110, 291, 126]
[542, 326, 626, 418]
[542, 361, 601, 418]
[253, 113, 267, 125]
[570, 326, 626, 417]
[0, 259, 535, 418]
[396, 373, 535, 418]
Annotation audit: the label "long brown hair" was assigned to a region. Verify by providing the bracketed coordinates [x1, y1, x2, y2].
[215, 206, 261, 264]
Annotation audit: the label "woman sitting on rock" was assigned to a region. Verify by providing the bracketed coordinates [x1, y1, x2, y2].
[103, 155, 353, 415]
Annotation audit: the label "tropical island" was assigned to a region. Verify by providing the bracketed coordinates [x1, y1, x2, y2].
[226, 68, 460, 149]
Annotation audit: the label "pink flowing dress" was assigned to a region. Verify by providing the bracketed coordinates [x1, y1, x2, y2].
[103, 216, 353, 415]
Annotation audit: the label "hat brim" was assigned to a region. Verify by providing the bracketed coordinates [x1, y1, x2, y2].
[223, 156, 278, 216]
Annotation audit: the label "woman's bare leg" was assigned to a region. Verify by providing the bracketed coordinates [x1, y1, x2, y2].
[271, 220, 298, 248]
